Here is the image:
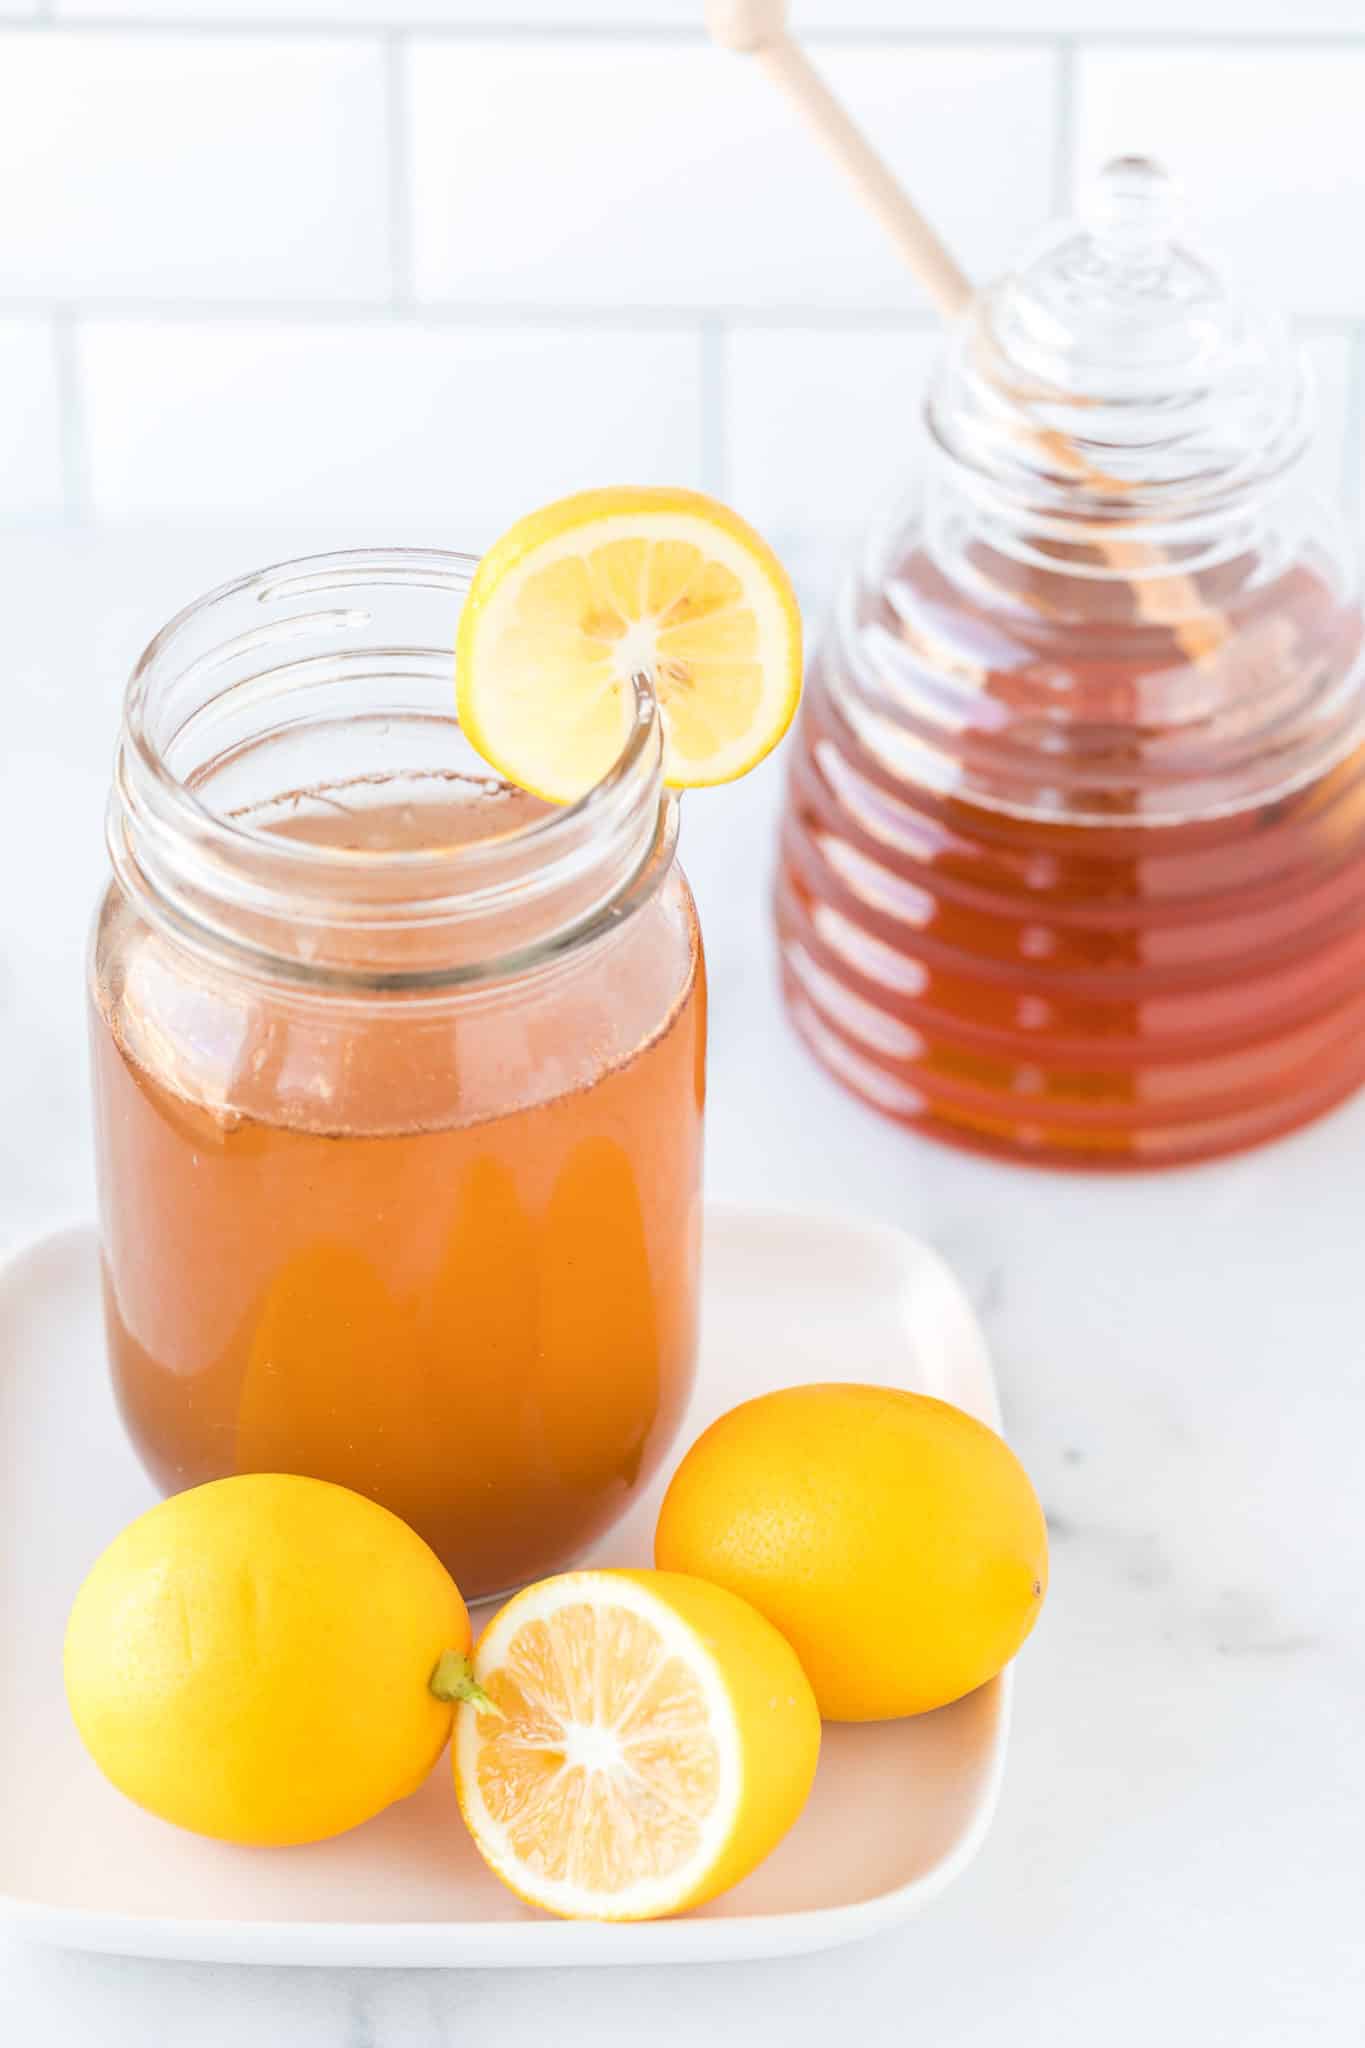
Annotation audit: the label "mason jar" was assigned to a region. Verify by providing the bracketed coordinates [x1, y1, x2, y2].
[91, 549, 706, 1599]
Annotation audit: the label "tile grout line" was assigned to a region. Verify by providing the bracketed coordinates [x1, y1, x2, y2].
[697, 319, 727, 500]
[384, 30, 415, 311]
[51, 307, 88, 525]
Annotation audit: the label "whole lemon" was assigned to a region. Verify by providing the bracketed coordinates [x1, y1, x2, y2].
[64, 1473, 475, 1844]
[654, 1385, 1047, 1720]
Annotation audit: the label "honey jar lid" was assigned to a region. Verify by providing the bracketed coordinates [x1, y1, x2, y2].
[927, 155, 1311, 520]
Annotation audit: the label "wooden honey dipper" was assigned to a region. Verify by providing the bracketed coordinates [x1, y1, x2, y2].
[704, 0, 1227, 662]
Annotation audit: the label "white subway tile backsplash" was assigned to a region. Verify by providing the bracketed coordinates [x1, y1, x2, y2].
[0, 321, 64, 522]
[0, 33, 390, 303]
[6, 11, 1365, 541]
[726, 326, 940, 578]
[1076, 50, 1365, 321]
[78, 319, 702, 535]
[408, 41, 1055, 313]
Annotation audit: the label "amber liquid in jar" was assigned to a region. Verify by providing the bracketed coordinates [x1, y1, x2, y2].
[778, 543, 1365, 1168]
[94, 779, 706, 1597]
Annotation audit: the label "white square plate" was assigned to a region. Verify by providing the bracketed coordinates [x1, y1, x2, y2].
[0, 1205, 1007, 1967]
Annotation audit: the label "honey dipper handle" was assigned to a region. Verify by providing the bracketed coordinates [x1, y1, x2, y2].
[705, 1, 1226, 664]
[704, 0, 974, 320]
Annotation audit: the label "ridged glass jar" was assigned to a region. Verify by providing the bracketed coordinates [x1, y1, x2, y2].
[776, 160, 1365, 1168]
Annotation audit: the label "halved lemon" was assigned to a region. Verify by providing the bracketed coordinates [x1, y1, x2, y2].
[455, 487, 803, 804]
[452, 1569, 821, 1921]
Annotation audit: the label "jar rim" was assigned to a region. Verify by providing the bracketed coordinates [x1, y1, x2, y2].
[109, 546, 678, 993]
[125, 545, 665, 878]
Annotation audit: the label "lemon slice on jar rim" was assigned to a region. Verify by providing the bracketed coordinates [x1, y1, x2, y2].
[454, 487, 803, 805]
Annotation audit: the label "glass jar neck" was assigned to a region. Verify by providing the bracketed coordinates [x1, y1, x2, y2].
[108, 549, 677, 991]
[928, 156, 1314, 546]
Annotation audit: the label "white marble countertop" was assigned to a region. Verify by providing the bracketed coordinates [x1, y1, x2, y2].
[3, 530, 1362, 2046]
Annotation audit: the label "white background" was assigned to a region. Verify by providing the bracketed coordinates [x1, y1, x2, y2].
[3, 5, 1365, 2045]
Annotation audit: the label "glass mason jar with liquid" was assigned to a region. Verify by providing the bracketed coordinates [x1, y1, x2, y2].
[777, 160, 1365, 1168]
[91, 549, 706, 1599]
